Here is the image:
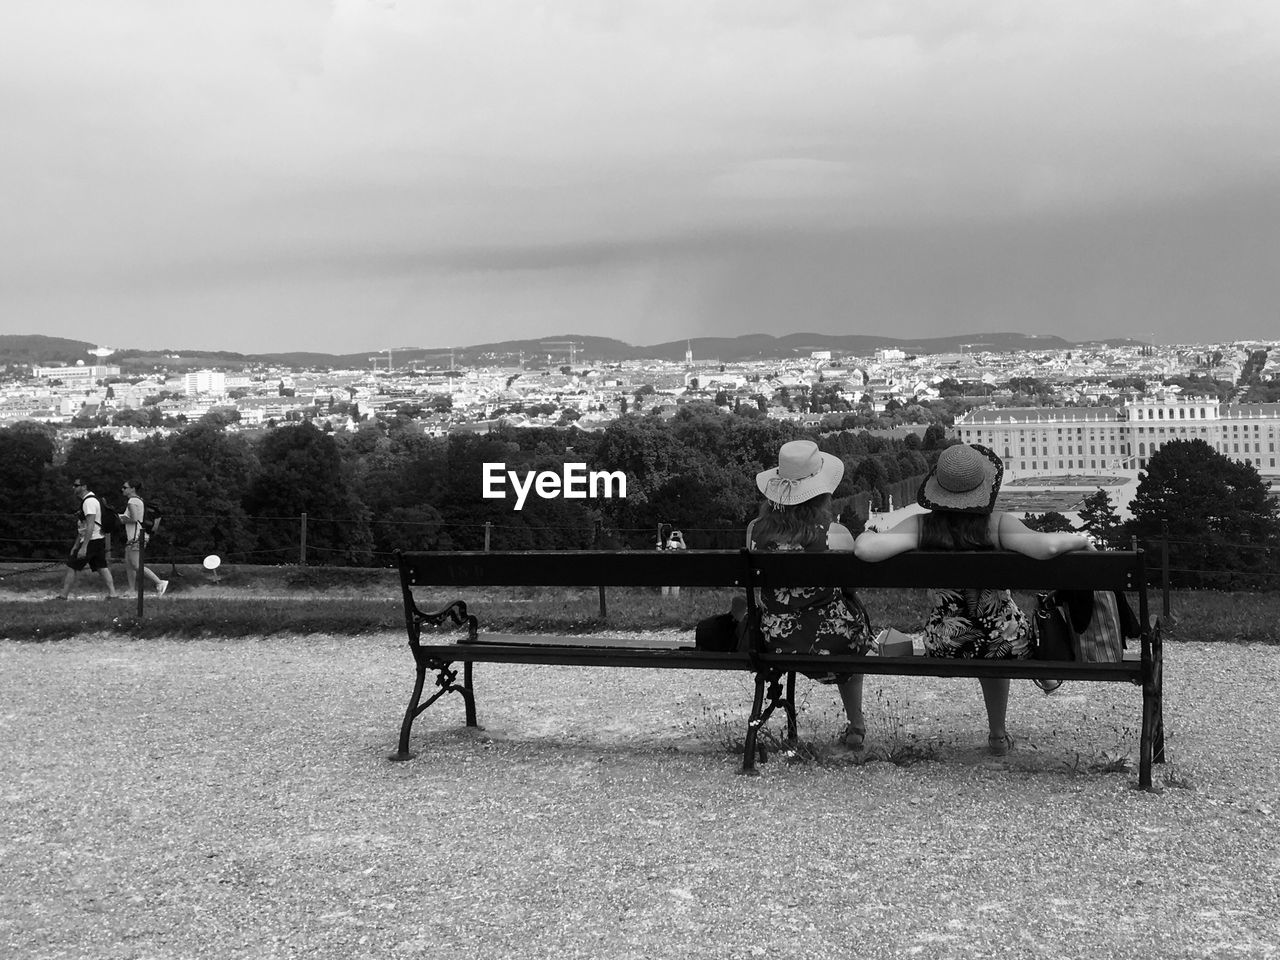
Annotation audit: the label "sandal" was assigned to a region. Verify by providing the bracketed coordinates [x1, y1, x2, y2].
[987, 733, 1015, 756]
[1033, 678, 1063, 694]
[839, 722, 867, 751]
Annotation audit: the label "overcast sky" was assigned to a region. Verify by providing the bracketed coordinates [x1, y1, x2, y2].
[2, 0, 1278, 355]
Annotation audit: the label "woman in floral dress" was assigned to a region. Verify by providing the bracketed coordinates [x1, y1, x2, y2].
[854, 444, 1093, 755]
[748, 440, 874, 750]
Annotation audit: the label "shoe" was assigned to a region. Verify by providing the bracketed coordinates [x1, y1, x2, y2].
[838, 722, 867, 752]
[157, 580, 169, 597]
[1033, 679, 1063, 694]
[987, 733, 1015, 757]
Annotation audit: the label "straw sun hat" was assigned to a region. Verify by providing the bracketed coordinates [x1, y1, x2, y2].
[756, 440, 844, 506]
[917, 443, 1003, 514]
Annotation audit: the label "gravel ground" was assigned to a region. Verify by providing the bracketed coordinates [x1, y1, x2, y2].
[2, 633, 1278, 960]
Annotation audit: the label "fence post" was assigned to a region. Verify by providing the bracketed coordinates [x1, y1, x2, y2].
[594, 519, 607, 620]
[300, 512, 308, 566]
[484, 521, 491, 552]
[1161, 521, 1170, 619]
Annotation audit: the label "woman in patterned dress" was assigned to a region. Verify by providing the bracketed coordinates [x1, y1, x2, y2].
[853, 444, 1093, 755]
[748, 440, 874, 750]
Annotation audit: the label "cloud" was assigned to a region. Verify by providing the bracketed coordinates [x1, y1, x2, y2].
[1, 1, 1278, 350]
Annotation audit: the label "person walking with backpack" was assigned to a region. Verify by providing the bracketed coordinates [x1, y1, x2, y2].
[119, 480, 168, 596]
[54, 477, 118, 600]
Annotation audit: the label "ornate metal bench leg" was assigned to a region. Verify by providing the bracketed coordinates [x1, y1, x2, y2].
[1152, 624, 1165, 765]
[1139, 685, 1155, 790]
[462, 661, 478, 727]
[389, 664, 427, 761]
[740, 672, 767, 775]
[785, 671, 798, 742]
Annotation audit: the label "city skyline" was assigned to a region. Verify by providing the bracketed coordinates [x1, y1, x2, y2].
[2, 2, 1278, 354]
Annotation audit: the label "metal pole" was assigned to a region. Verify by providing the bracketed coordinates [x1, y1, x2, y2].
[484, 521, 491, 552]
[594, 519, 606, 620]
[1161, 521, 1170, 619]
[300, 512, 308, 566]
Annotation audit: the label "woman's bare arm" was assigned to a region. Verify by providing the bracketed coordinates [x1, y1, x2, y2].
[997, 513, 1094, 559]
[853, 515, 921, 562]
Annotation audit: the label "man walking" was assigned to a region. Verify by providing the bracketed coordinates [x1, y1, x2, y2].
[120, 480, 169, 596]
[55, 477, 118, 600]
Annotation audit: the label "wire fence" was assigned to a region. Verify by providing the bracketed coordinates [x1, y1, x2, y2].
[2, 512, 1277, 601]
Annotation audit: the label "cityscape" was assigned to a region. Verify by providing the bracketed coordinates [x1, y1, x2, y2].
[5, 333, 1278, 488]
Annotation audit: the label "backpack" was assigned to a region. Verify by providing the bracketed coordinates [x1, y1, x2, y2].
[141, 500, 162, 537]
[84, 493, 122, 537]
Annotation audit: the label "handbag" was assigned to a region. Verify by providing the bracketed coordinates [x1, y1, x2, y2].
[1032, 592, 1079, 661]
[1073, 590, 1125, 663]
[1033, 590, 1136, 663]
[694, 596, 753, 652]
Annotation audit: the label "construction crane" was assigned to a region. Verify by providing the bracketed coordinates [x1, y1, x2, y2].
[540, 340, 581, 367]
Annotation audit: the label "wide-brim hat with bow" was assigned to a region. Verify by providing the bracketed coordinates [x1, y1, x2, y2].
[756, 440, 844, 506]
[917, 443, 1003, 514]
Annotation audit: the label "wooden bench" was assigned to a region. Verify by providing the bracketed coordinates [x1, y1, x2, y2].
[393, 549, 1165, 788]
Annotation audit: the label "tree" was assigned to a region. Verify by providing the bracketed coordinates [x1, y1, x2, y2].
[1077, 489, 1125, 549]
[1128, 439, 1280, 589]
[1021, 511, 1076, 533]
[112, 407, 162, 429]
[64, 433, 142, 510]
[922, 424, 948, 450]
[245, 421, 374, 565]
[142, 421, 259, 564]
[0, 422, 61, 558]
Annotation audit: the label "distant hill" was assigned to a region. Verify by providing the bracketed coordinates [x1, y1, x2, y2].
[1, 331, 1148, 371]
[0, 335, 100, 365]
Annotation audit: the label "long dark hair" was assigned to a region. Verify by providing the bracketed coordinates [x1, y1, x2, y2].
[919, 510, 993, 551]
[751, 493, 833, 550]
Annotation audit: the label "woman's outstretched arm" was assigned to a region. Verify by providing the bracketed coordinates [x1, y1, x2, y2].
[998, 514, 1095, 559]
[853, 514, 921, 562]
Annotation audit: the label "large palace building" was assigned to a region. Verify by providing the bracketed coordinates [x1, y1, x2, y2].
[953, 398, 1280, 478]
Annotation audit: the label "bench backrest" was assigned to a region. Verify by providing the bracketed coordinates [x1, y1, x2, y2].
[398, 548, 1147, 599]
[399, 550, 749, 588]
[748, 550, 1144, 591]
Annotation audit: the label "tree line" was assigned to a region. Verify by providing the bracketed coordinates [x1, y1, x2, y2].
[0, 405, 942, 564]
[4, 413, 1275, 589]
